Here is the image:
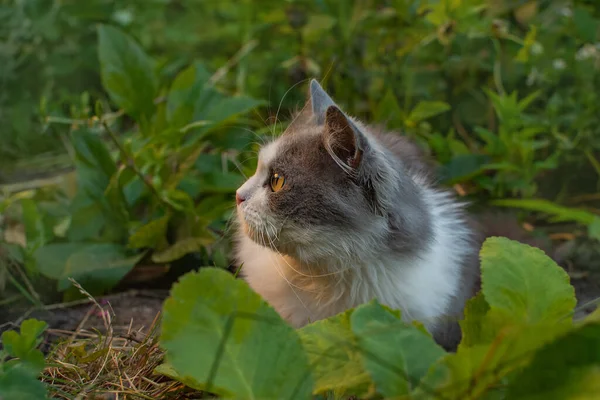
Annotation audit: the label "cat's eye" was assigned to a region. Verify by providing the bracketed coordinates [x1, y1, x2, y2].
[270, 173, 285, 192]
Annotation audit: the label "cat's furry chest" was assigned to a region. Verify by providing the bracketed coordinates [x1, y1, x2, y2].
[235, 183, 477, 335]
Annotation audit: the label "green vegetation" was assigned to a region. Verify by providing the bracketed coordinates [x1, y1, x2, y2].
[1, 0, 600, 398]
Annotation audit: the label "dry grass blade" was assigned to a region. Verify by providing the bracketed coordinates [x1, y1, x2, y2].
[41, 289, 206, 399]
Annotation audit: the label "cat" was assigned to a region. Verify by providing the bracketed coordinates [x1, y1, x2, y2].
[234, 79, 482, 350]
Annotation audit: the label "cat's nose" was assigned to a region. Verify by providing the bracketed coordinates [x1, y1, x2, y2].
[235, 192, 245, 206]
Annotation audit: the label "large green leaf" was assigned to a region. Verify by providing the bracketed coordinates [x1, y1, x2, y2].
[160, 268, 313, 399]
[480, 237, 576, 325]
[151, 236, 213, 263]
[298, 309, 370, 395]
[97, 24, 157, 121]
[128, 215, 170, 249]
[439, 154, 491, 184]
[0, 364, 48, 400]
[167, 62, 263, 133]
[35, 243, 142, 294]
[507, 323, 600, 399]
[67, 129, 128, 242]
[350, 301, 445, 397]
[407, 100, 451, 123]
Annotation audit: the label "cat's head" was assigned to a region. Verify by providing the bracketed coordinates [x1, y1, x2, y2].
[235, 80, 430, 265]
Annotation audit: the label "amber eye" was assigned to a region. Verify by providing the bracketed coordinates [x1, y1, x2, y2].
[270, 173, 285, 192]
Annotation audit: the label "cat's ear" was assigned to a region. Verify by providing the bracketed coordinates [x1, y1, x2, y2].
[310, 79, 335, 125]
[323, 105, 367, 171]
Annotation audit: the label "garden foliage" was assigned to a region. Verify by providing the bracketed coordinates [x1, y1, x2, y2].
[157, 237, 599, 399]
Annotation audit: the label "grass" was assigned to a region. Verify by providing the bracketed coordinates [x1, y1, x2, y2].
[39, 282, 203, 399]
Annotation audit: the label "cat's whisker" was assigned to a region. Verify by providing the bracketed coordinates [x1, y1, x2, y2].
[271, 78, 309, 139]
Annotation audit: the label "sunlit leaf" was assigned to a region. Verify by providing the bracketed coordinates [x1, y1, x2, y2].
[298, 309, 370, 395]
[160, 268, 313, 399]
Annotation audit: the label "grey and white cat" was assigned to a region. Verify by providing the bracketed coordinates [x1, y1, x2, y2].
[234, 79, 481, 349]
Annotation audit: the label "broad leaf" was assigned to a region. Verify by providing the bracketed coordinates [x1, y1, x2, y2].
[151, 236, 213, 263]
[128, 215, 170, 249]
[298, 309, 370, 395]
[35, 243, 142, 294]
[166, 62, 263, 134]
[1, 319, 47, 374]
[350, 301, 445, 397]
[160, 268, 313, 399]
[407, 101, 450, 123]
[97, 24, 157, 121]
[439, 154, 491, 184]
[480, 237, 576, 325]
[507, 323, 600, 399]
[0, 364, 48, 400]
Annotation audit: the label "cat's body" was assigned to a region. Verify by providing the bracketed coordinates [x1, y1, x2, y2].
[234, 80, 481, 349]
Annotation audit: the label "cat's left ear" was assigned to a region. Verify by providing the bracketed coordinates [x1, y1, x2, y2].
[323, 105, 368, 171]
[309, 79, 335, 125]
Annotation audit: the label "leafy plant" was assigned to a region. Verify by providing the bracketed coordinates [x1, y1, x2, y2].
[20, 24, 263, 298]
[158, 237, 600, 399]
[0, 318, 49, 399]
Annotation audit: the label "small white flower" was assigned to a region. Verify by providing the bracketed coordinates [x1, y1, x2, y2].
[531, 42, 544, 55]
[553, 59, 566, 70]
[560, 7, 573, 17]
[576, 44, 598, 61]
[526, 67, 539, 86]
[112, 9, 134, 26]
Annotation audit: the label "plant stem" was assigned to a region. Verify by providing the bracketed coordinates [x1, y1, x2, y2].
[101, 120, 169, 209]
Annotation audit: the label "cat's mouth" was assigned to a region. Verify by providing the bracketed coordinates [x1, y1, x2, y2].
[237, 208, 280, 249]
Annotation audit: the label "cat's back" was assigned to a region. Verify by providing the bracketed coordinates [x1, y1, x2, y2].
[370, 127, 434, 177]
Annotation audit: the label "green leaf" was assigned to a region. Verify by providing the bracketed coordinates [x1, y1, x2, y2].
[167, 62, 263, 132]
[97, 24, 157, 121]
[439, 154, 491, 184]
[573, 7, 599, 42]
[199, 172, 245, 194]
[507, 323, 600, 399]
[480, 237, 576, 325]
[151, 236, 213, 263]
[458, 293, 494, 348]
[298, 309, 370, 395]
[160, 268, 313, 399]
[373, 89, 404, 128]
[128, 215, 170, 249]
[20, 199, 52, 254]
[588, 217, 600, 241]
[350, 301, 445, 397]
[35, 243, 142, 294]
[2, 319, 47, 370]
[490, 199, 596, 225]
[0, 364, 48, 400]
[407, 101, 450, 123]
[167, 63, 212, 128]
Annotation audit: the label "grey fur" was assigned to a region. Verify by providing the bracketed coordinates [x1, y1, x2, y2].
[235, 79, 482, 351]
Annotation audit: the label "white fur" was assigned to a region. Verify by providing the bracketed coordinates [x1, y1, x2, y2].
[236, 178, 473, 334]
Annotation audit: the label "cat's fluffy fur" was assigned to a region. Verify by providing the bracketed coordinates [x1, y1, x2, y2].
[234, 80, 480, 349]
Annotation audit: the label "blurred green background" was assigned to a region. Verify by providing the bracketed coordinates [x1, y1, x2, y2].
[1, 0, 600, 307]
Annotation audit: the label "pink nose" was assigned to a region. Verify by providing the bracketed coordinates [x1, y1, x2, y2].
[235, 192, 245, 206]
